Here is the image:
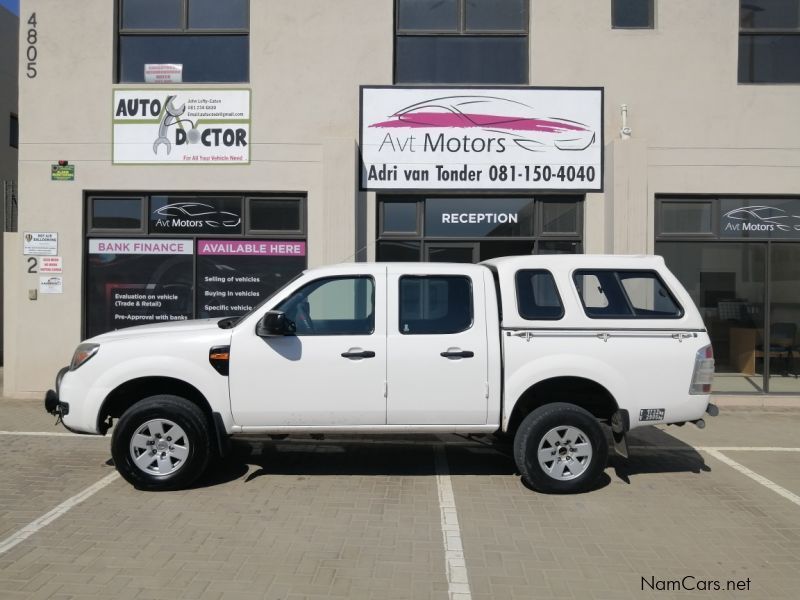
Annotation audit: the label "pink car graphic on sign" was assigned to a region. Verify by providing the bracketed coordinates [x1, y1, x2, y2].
[369, 95, 596, 152]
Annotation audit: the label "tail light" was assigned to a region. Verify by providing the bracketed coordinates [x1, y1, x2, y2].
[689, 344, 714, 394]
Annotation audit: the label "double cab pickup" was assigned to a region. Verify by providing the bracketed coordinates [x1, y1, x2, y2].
[46, 255, 716, 493]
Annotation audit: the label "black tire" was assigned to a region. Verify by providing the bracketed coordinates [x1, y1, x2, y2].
[513, 403, 608, 494]
[111, 395, 211, 491]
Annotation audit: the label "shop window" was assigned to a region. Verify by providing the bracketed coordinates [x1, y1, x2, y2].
[377, 240, 421, 261]
[573, 270, 682, 318]
[399, 275, 473, 334]
[612, 0, 655, 29]
[248, 198, 304, 234]
[739, 0, 800, 83]
[376, 196, 582, 263]
[85, 193, 307, 337]
[381, 201, 420, 235]
[395, 0, 528, 84]
[515, 270, 564, 320]
[9, 114, 18, 149]
[277, 276, 375, 336]
[86, 242, 194, 338]
[90, 197, 145, 231]
[117, 0, 249, 83]
[658, 200, 713, 235]
[540, 199, 579, 235]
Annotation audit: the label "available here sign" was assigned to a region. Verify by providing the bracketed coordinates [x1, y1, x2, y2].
[112, 89, 250, 164]
[360, 86, 603, 192]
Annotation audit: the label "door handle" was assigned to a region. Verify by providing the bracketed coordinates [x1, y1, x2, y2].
[440, 349, 474, 358]
[341, 350, 376, 359]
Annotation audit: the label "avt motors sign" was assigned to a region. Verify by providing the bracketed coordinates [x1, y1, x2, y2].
[113, 90, 250, 164]
[360, 86, 603, 191]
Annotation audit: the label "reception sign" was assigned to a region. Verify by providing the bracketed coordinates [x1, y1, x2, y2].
[360, 86, 603, 191]
[113, 89, 250, 164]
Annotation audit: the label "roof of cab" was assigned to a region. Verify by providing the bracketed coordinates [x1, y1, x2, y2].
[481, 254, 667, 272]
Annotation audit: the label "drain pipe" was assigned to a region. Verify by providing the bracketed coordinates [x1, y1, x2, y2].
[620, 104, 632, 139]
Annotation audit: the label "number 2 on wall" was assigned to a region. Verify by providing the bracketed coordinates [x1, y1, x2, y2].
[27, 257, 38, 274]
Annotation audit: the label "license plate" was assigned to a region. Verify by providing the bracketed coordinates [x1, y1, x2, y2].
[639, 408, 665, 422]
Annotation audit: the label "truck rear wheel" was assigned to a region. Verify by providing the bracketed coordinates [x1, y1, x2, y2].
[111, 395, 211, 491]
[513, 403, 608, 494]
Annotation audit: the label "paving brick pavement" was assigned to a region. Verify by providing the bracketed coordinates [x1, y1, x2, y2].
[448, 425, 800, 600]
[1, 399, 800, 600]
[0, 440, 450, 600]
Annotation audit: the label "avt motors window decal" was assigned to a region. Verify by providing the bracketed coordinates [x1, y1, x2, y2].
[112, 89, 250, 164]
[360, 86, 603, 191]
[720, 199, 800, 239]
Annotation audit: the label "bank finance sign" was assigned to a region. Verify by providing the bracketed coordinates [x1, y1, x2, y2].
[113, 90, 250, 164]
[360, 86, 603, 192]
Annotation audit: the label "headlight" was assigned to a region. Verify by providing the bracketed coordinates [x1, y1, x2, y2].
[70, 343, 100, 371]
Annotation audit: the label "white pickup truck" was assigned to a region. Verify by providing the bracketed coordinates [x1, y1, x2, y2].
[45, 255, 716, 493]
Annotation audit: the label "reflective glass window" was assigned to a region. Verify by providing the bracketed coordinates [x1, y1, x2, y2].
[612, 0, 654, 28]
[515, 270, 564, 320]
[399, 276, 473, 334]
[249, 198, 302, 232]
[91, 197, 143, 230]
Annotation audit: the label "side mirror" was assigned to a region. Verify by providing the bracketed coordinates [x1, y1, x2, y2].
[256, 310, 296, 337]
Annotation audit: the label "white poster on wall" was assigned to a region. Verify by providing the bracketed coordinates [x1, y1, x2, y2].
[360, 86, 603, 191]
[112, 89, 250, 164]
[23, 232, 58, 256]
[39, 276, 63, 294]
[144, 64, 183, 84]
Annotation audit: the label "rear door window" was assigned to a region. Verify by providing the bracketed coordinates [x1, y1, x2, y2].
[573, 270, 683, 319]
[399, 276, 473, 334]
[515, 270, 564, 320]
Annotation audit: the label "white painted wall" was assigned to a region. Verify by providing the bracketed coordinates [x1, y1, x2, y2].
[6, 0, 800, 395]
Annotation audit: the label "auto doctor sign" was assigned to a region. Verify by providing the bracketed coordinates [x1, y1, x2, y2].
[113, 90, 250, 164]
[360, 86, 603, 191]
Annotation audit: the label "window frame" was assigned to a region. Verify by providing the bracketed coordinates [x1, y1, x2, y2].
[514, 269, 565, 320]
[572, 268, 684, 319]
[611, 0, 656, 30]
[394, 0, 529, 84]
[86, 196, 148, 235]
[398, 274, 475, 335]
[738, 0, 800, 84]
[276, 275, 376, 337]
[246, 196, 306, 236]
[115, 0, 250, 83]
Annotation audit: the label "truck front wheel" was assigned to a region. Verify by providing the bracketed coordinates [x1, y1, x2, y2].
[111, 395, 211, 491]
[513, 403, 608, 494]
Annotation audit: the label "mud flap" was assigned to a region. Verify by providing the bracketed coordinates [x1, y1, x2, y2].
[611, 409, 630, 458]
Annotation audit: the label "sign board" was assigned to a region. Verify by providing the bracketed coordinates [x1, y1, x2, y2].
[23, 232, 58, 256]
[720, 199, 800, 239]
[112, 89, 250, 164]
[51, 164, 74, 181]
[39, 256, 63, 274]
[144, 64, 183, 84]
[39, 276, 63, 294]
[197, 240, 306, 257]
[89, 239, 193, 255]
[197, 240, 306, 318]
[360, 86, 603, 192]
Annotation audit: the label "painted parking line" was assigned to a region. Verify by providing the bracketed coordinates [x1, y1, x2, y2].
[0, 471, 120, 556]
[704, 449, 800, 508]
[435, 446, 472, 600]
[0, 430, 105, 438]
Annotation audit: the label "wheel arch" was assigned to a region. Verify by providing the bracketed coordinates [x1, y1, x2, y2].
[97, 376, 214, 435]
[505, 376, 619, 436]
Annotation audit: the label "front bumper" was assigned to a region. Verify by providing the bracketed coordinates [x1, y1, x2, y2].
[44, 366, 70, 418]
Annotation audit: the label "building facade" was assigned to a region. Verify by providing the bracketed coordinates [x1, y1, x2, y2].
[6, 0, 800, 398]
